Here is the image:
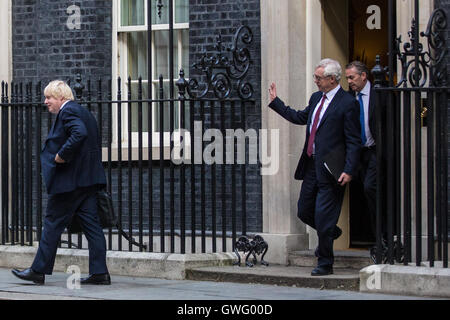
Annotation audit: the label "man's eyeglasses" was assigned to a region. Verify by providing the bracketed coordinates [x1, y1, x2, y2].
[313, 74, 330, 82]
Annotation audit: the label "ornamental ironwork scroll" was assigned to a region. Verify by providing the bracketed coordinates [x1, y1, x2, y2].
[177, 25, 254, 100]
[421, 8, 448, 87]
[156, 0, 164, 19]
[394, 8, 447, 88]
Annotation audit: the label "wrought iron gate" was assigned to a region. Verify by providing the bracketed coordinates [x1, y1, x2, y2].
[371, 4, 449, 267]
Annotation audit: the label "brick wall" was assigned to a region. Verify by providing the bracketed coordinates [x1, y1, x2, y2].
[189, 0, 262, 232]
[12, 0, 112, 85]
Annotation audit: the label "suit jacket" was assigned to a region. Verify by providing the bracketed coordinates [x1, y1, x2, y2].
[269, 88, 361, 183]
[368, 86, 376, 141]
[41, 100, 106, 195]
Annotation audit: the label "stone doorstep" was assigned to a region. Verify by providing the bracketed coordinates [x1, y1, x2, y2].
[289, 249, 372, 270]
[185, 265, 360, 291]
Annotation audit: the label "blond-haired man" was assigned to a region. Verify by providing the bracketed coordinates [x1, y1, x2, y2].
[12, 80, 110, 285]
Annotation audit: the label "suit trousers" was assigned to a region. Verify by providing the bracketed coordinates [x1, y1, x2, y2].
[358, 146, 386, 239]
[31, 186, 108, 275]
[297, 158, 345, 267]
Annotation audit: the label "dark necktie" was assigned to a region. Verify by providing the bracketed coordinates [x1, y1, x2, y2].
[358, 92, 367, 145]
[307, 94, 327, 157]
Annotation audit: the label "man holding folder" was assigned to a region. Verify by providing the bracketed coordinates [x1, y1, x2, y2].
[268, 59, 361, 276]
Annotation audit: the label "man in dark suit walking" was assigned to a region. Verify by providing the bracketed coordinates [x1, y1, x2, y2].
[345, 61, 386, 248]
[12, 80, 110, 285]
[268, 59, 361, 276]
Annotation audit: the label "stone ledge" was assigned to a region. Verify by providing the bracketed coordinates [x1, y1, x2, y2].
[0, 245, 235, 280]
[360, 264, 450, 298]
[186, 265, 360, 291]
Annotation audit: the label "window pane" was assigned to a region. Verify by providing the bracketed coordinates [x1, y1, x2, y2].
[127, 32, 148, 80]
[121, 0, 145, 26]
[154, 31, 168, 79]
[130, 82, 149, 132]
[175, 0, 189, 23]
[154, 30, 178, 80]
[181, 29, 189, 78]
[129, 81, 185, 133]
[154, 82, 179, 132]
[151, 0, 169, 24]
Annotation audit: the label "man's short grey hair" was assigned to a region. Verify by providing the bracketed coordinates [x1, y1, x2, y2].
[316, 58, 342, 82]
[346, 60, 369, 76]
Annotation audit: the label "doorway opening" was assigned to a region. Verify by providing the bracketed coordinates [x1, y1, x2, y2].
[348, 0, 393, 247]
[321, 0, 395, 249]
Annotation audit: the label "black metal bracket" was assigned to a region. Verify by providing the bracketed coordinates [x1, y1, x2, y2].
[233, 235, 269, 267]
[370, 239, 405, 264]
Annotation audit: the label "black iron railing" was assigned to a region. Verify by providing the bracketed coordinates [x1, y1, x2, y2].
[371, 5, 449, 268]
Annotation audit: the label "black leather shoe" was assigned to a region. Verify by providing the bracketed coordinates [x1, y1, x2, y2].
[333, 226, 342, 240]
[311, 266, 333, 276]
[11, 268, 45, 284]
[80, 273, 111, 285]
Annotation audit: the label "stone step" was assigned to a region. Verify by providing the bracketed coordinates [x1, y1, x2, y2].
[186, 265, 360, 291]
[289, 249, 373, 270]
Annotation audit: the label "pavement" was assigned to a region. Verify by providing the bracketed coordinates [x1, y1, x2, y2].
[0, 267, 442, 301]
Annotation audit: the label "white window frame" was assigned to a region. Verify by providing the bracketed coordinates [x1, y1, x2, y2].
[111, 0, 189, 160]
[0, 0, 12, 84]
